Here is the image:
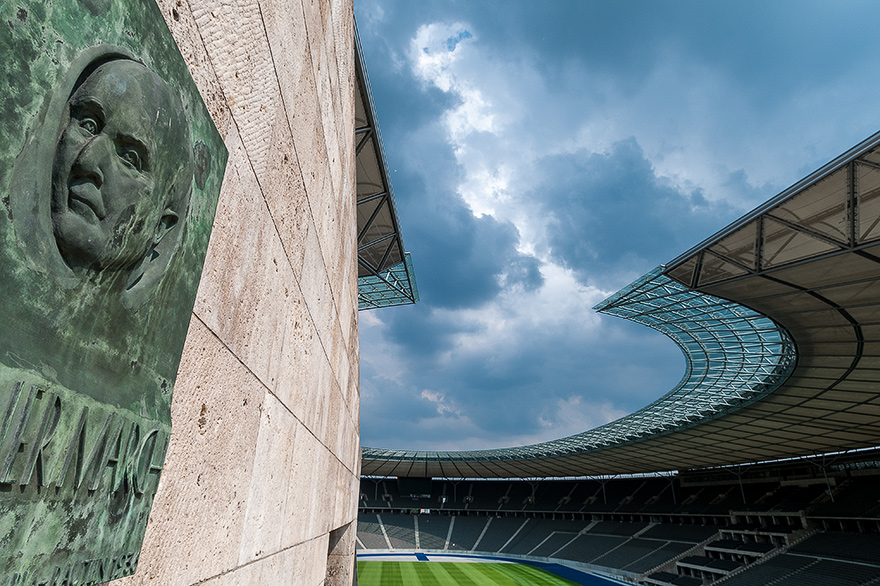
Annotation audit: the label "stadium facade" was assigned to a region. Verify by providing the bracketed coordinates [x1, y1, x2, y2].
[104, 2, 421, 584]
[102, 1, 395, 584]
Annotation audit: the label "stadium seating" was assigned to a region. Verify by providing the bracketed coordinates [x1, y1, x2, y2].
[554, 534, 627, 563]
[356, 514, 388, 549]
[500, 518, 586, 555]
[470, 517, 524, 552]
[789, 531, 880, 566]
[623, 542, 692, 574]
[416, 516, 450, 550]
[379, 514, 416, 549]
[358, 462, 880, 584]
[641, 523, 719, 542]
[810, 480, 880, 519]
[446, 516, 487, 551]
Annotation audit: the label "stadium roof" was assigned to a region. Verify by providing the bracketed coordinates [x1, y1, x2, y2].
[361, 130, 880, 478]
[354, 25, 418, 310]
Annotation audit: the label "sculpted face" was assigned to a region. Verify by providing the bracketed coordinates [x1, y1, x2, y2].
[51, 60, 188, 273]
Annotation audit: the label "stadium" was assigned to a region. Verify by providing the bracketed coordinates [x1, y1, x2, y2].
[2, 2, 879, 584]
[355, 43, 880, 584]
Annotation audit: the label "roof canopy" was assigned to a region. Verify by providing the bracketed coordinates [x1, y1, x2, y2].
[361, 131, 880, 478]
[354, 26, 418, 310]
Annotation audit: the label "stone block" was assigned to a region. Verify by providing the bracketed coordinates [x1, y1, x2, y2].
[190, 0, 280, 177]
[325, 379, 344, 456]
[272, 287, 314, 415]
[286, 536, 330, 586]
[336, 231, 357, 349]
[281, 420, 323, 546]
[330, 0, 355, 150]
[238, 392, 296, 564]
[346, 350, 360, 426]
[276, 39, 330, 224]
[113, 317, 265, 586]
[304, 346, 332, 445]
[262, 108, 313, 280]
[155, 0, 233, 138]
[279, 304, 331, 442]
[190, 558, 261, 586]
[300, 220, 338, 357]
[194, 129, 293, 392]
[337, 321, 352, 392]
[347, 306, 360, 369]
[334, 462, 358, 530]
[260, 0, 310, 104]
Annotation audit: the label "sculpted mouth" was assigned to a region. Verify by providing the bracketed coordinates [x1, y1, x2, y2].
[67, 180, 106, 220]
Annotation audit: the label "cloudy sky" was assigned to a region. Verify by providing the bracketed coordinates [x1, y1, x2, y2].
[353, 0, 880, 451]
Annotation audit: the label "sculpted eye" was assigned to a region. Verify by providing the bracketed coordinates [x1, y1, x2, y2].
[79, 117, 99, 135]
[119, 149, 142, 171]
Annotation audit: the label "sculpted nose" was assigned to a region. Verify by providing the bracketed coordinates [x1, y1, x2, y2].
[71, 136, 108, 189]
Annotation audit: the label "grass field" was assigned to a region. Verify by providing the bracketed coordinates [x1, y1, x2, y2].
[356, 561, 582, 586]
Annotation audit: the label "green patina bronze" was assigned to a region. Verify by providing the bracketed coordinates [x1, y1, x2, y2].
[0, 1, 227, 583]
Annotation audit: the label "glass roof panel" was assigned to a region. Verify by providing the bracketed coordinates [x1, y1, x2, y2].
[762, 216, 839, 268]
[710, 223, 757, 270]
[771, 165, 850, 245]
[358, 253, 419, 310]
[362, 267, 795, 468]
[858, 162, 880, 243]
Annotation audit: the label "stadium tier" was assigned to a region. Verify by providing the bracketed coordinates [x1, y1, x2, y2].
[358, 463, 880, 584]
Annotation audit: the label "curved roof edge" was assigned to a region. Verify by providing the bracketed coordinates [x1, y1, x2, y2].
[362, 131, 880, 478]
[361, 268, 795, 476]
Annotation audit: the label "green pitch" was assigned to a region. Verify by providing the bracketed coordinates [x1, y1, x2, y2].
[357, 561, 581, 586]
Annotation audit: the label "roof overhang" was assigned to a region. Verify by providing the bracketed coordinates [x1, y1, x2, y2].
[361, 131, 880, 478]
[354, 25, 418, 310]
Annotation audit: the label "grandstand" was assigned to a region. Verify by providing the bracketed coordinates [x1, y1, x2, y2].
[358, 132, 880, 585]
[358, 453, 880, 583]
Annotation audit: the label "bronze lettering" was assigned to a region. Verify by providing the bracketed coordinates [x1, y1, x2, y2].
[79, 413, 116, 492]
[104, 421, 133, 489]
[0, 382, 25, 450]
[29, 551, 140, 586]
[50, 407, 164, 499]
[132, 428, 158, 497]
[73, 560, 92, 586]
[108, 422, 138, 520]
[19, 392, 61, 487]
[1, 550, 141, 585]
[0, 385, 39, 483]
[54, 406, 88, 490]
[89, 417, 123, 492]
[115, 422, 139, 492]
[53, 411, 118, 492]
[47, 566, 63, 586]
[2, 571, 31, 586]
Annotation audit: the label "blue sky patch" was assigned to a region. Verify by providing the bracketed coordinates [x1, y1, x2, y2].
[354, 0, 880, 451]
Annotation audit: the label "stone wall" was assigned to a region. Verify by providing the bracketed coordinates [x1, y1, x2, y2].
[113, 0, 359, 584]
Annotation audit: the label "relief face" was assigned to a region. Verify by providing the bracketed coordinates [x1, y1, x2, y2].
[0, 1, 227, 582]
[4, 48, 201, 399]
[51, 60, 191, 277]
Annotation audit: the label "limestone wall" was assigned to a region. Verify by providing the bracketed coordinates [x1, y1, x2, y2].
[113, 0, 359, 584]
